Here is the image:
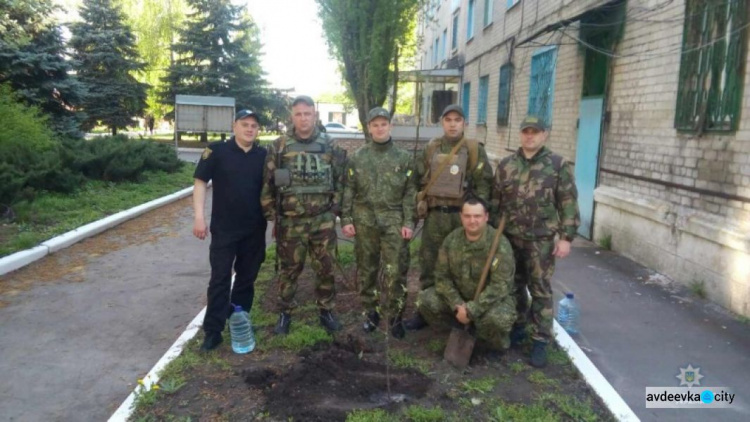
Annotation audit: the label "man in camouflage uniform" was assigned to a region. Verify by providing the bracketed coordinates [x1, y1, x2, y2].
[416, 198, 516, 353]
[341, 107, 417, 339]
[261, 95, 347, 335]
[404, 104, 494, 330]
[491, 115, 580, 367]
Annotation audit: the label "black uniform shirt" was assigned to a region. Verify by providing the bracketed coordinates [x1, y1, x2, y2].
[194, 138, 267, 234]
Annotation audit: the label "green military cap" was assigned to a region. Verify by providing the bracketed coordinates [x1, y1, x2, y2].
[441, 104, 465, 118]
[519, 115, 547, 131]
[367, 107, 391, 123]
[292, 95, 315, 107]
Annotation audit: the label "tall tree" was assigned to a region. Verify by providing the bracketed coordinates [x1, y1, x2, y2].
[0, 0, 55, 50]
[162, 0, 269, 119]
[70, 0, 148, 135]
[317, 0, 420, 130]
[0, 25, 86, 137]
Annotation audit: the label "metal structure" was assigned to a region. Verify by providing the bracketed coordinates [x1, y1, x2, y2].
[174, 95, 235, 149]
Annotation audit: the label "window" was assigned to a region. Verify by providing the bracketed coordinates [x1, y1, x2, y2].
[462, 82, 471, 122]
[528, 46, 557, 126]
[451, 0, 461, 11]
[434, 38, 439, 65]
[478, 75, 489, 124]
[442, 29, 447, 61]
[428, 46, 433, 67]
[483, 0, 493, 27]
[451, 14, 459, 50]
[497, 64, 513, 125]
[675, 0, 747, 132]
[467, 0, 475, 40]
[507, 0, 520, 9]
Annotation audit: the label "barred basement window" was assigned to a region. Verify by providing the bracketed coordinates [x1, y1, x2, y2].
[675, 0, 747, 133]
[497, 63, 513, 126]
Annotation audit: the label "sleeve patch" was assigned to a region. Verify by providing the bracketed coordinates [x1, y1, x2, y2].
[201, 148, 212, 160]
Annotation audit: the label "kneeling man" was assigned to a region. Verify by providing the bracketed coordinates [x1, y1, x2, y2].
[416, 198, 516, 352]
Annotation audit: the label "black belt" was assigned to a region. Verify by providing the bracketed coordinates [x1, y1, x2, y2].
[430, 206, 461, 213]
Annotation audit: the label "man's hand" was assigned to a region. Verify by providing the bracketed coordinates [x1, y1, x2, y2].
[193, 218, 208, 240]
[401, 226, 413, 240]
[342, 224, 356, 237]
[553, 239, 571, 258]
[454, 304, 471, 325]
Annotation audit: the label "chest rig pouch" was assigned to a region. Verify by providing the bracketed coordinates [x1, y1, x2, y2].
[273, 138, 334, 195]
[428, 148, 468, 199]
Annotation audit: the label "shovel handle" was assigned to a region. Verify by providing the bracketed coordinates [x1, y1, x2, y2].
[472, 216, 507, 302]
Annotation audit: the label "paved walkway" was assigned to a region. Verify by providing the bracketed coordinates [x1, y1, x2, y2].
[554, 240, 750, 421]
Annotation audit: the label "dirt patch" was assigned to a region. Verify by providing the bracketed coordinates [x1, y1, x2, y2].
[0, 197, 189, 301]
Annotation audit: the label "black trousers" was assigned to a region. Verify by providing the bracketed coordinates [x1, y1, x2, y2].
[203, 226, 266, 334]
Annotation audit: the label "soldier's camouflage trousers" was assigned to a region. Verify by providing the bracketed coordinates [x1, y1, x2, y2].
[417, 287, 516, 351]
[508, 237, 555, 342]
[355, 218, 409, 316]
[277, 212, 336, 312]
[419, 210, 462, 290]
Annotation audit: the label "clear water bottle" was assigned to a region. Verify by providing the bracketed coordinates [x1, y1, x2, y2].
[557, 293, 580, 335]
[229, 304, 255, 354]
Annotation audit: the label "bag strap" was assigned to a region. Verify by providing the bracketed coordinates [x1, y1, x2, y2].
[473, 216, 507, 301]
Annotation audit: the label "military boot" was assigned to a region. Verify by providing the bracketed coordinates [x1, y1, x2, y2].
[200, 331, 223, 352]
[510, 324, 527, 348]
[403, 313, 428, 331]
[274, 312, 291, 335]
[319, 309, 342, 332]
[530, 340, 548, 368]
[362, 310, 380, 333]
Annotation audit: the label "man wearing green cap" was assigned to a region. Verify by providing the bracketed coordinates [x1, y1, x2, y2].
[261, 95, 348, 335]
[491, 115, 580, 367]
[404, 104, 494, 331]
[341, 107, 416, 339]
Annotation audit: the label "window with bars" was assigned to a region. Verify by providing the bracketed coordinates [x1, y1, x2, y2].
[675, 0, 747, 133]
[528, 46, 557, 126]
[477, 76, 489, 124]
[497, 63, 513, 126]
[462, 82, 471, 122]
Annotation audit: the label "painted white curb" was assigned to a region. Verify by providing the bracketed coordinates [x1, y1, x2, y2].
[553, 320, 640, 422]
[108, 307, 206, 422]
[0, 187, 194, 276]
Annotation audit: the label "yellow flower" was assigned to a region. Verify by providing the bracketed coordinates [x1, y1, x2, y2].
[152, 385, 160, 390]
[137, 379, 144, 385]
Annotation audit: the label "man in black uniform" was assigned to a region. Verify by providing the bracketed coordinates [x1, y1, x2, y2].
[193, 109, 267, 351]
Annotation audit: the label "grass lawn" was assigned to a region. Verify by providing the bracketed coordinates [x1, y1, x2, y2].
[0, 165, 195, 258]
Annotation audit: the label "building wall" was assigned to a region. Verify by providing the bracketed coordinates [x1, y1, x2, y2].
[416, 0, 750, 317]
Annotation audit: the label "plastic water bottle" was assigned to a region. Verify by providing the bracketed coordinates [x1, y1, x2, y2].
[557, 293, 580, 335]
[229, 304, 255, 354]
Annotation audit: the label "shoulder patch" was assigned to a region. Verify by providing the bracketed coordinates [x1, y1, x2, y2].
[201, 147, 212, 160]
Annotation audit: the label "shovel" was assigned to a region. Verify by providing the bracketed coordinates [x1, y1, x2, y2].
[443, 217, 506, 368]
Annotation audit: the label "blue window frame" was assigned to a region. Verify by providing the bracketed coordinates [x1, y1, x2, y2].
[478, 75, 489, 124]
[528, 46, 557, 125]
[483, 0, 493, 27]
[467, 0, 475, 40]
[462, 82, 471, 122]
[507, 0, 520, 9]
[497, 63, 513, 125]
[451, 14, 459, 49]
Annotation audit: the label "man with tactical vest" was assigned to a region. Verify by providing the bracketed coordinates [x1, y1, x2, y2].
[491, 115, 580, 367]
[404, 104, 494, 331]
[261, 95, 347, 335]
[341, 107, 417, 339]
[416, 198, 516, 353]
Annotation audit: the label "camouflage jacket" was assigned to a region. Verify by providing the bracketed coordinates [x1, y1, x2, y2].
[435, 226, 515, 320]
[491, 146, 580, 241]
[260, 128, 346, 220]
[416, 136, 493, 207]
[341, 138, 417, 229]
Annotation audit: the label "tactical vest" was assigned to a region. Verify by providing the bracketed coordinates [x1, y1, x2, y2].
[425, 138, 479, 206]
[278, 136, 334, 196]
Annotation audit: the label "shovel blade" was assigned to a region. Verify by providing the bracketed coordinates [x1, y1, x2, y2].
[443, 327, 476, 368]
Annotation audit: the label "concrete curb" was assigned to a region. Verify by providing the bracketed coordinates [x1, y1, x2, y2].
[108, 307, 206, 422]
[0, 187, 194, 276]
[553, 320, 640, 421]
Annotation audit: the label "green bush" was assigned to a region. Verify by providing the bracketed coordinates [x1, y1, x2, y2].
[0, 85, 81, 209]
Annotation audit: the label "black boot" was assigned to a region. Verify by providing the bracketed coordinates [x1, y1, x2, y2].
[390, 317, 405, 339]
[319, 309, 342, 332]
[274, 312, 291, 335]
[362, 310, 380, 333]
[510, 324, 527, 348]
[403, 313, 428, 331]
[200, 331, 223, 352]
[530, 340, 548, 368]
